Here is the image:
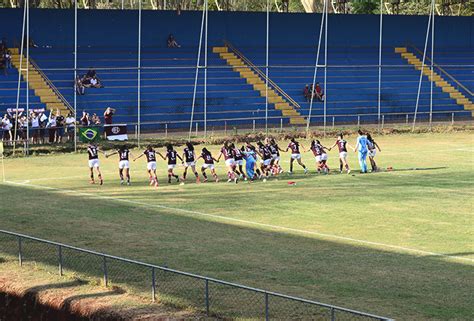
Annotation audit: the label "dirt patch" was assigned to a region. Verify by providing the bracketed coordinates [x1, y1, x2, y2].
[0, 260, 209, 320]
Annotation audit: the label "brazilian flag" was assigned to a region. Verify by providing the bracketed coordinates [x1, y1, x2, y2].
[79, 127, 100, 143]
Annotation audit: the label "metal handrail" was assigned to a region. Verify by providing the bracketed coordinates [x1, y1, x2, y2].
[0, 229, 393, 320]
[409, 45, 473, 97]
[27, 57, 75, 113]
[224, 41, 302, 109]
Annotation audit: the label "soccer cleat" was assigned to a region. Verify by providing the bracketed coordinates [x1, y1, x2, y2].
[120, 180, 124, 185]
[347, 169, 351, 174]
[227, 179, 232, 183]
[304, 168, 308, 174]
[215, 178, 219, 183]
[196, 177, 201, 184]
[287, 171, 293, 175]
[149, 178, 155, 186]
[154, 181, 159, 187]
[127, 181, 131, 186]
[203, 178, 208, 183]
[89, 180, 95, 184]
[99, 178, 104, 186]
[234, 177, 238, 184]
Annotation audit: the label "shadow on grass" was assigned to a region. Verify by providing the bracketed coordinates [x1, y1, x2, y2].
[0, 183, 472, 320]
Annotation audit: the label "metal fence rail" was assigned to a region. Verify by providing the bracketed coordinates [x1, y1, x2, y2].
[0, 229, 393, 320]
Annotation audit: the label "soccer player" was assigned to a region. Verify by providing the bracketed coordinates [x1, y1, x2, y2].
[87, 143, 104, 185]
[161, 144, 182, 183]
[367, 133, 382, 172]
[329, 133, 352, 174]
[217, 141, 238, 183]
[196, 147, 219, 182]
[133, 145, 159, 187]
[307, 140, 329, 174]
[285, 138, 308, 174]
[231, 143, 246, 180]
[106, 144, 133, 185]
[257, 141, 273, 178]
[269, 138, 283, 175]
[182, 142, 200, 183]
[353, 130, 369, 173]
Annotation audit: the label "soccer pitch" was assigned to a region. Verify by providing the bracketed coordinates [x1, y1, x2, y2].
[1, 131, 473, 320]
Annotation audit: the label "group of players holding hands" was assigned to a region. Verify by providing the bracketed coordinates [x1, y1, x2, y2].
[85, 131, 381, 186]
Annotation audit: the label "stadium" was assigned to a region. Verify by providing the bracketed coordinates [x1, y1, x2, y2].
[0, 0, 473, 320]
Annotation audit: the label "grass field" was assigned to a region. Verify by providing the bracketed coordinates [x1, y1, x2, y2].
[1, 130, 473, 320]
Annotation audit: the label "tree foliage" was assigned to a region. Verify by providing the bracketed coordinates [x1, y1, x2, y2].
[0, 0, 471, 16]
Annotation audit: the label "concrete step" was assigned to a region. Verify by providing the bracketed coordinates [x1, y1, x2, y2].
[395, 47, 407, 53]
[212, 47, 228, 53]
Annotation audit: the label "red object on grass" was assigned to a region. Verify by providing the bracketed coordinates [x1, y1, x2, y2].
[288, 181, 296, 185]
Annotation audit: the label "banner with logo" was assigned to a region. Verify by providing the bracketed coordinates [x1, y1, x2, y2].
[105, 124, 128, 141]
[79, 127, 100, 143]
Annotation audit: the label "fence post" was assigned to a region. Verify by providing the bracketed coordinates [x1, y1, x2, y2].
[330, 307, 335, 321]
[332, 116, 335, 129]
[205, 279, 209, 316]
[357, 115, 360, 128]
[58, 245, 63, 276]
[253, 119, 256, 132]
[265, 292, 269, 321]
[102, 256, 108, 287]
[280, 118, 283, 132]
[451, 112, 454, 125]
[18, 236, 22, 267]
[382, 115, 385, 129]
[165, 123, 168, 138]
[151, 267, 156, 302]
[406, 114, 409, 125]
[135, 125, 138, 139]
[195, 122, 198, 137]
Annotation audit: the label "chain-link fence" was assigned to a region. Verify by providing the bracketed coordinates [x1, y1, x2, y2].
[0, 229, 393, 320]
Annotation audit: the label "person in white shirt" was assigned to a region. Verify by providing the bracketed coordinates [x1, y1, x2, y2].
[65, 113, 76, 142]
[47, 111, 57, 144]
[30, 112, 40, 144]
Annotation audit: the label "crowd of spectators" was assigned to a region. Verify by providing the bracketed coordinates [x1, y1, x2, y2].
[303, 83, 324, 102]
[1, 107, 116, 145]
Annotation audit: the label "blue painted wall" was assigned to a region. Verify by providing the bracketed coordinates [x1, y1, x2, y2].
[0, 8, 472, 48]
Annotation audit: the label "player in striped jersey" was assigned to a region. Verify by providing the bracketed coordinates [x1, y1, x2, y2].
[133, 145, 160, 187]
[307, 140, 329, 174]
[196, 147, 219, 182]
[367, 133, 382, 172]
[182, 142, 200, 183]
[161, 144, 182, 184]
[106, 144, 133, 185]
[217, 141, 238, 183]
[284, 138, 308, 174]
[86, 143, 105, 185]
[329, 133, 353, 174]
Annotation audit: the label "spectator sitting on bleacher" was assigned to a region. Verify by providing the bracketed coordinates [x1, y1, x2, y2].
[167, 34, 181, 48]
[82, 69, 103, 88]
[303, 84, 310, 102]
[313, 82, 324, 102]
[75, 75, 85, 95]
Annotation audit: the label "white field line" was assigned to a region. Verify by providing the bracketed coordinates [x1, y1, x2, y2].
[4, 180, 473, 264]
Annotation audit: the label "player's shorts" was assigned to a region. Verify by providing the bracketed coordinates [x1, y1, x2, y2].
[225, 158, 235, 167]
[202, 163, 215, 170]
[235, 159, 244, 166]
[168, 164, 176, 170]
[316, 154, 328, 163]
[272, 154, 280, 162]
[339, 151, 348, 160]
[147, 161, 157, 171]
[263, 158, 272, 166]
[291, 153, 301, 160]
[88, 159, 100, 168]
[185, 161, 195, 167]
[368, 149, 376, 157]
[118, 160, 130, 169]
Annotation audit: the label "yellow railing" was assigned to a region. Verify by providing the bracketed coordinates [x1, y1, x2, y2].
[224, 41, 301, 109]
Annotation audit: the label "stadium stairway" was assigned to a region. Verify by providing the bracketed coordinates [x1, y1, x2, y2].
[9, 48, 69, 115]
[396, 47, 473, 115]
[214, 46, 306, 125]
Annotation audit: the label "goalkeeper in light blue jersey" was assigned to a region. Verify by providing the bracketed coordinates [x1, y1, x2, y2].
[354, 130, 369, 173]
